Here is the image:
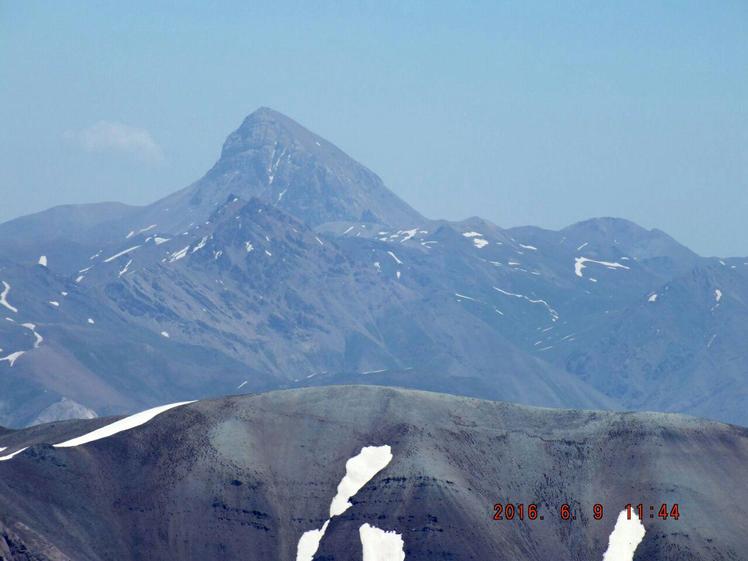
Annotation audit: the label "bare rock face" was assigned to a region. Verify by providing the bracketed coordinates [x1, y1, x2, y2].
[0, 386, 746, 561]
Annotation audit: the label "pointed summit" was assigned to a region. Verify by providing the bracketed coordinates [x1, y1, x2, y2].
[150, 108, 423, 230]
[220, 107, 337, 161]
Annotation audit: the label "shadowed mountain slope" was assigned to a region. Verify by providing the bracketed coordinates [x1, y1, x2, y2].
[0, 386, 746, 560]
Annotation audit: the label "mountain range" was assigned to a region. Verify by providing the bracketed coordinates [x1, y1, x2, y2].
[1, 107, 747, 427]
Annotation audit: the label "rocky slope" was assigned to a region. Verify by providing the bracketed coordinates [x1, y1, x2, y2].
[0, 386, 746, 560]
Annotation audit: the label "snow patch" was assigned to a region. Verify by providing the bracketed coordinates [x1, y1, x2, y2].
[648, 293, 658, 302]
[386, 251, 403, 265]
[296, 445, 393, 561]
[0, 282, 18, 313]
[359, 523, 405, 561]
[168, 246, 190, 262]
[87, 318, 95, 324]
[399, 229, 417, 243]
[118, 259, 133, 277]
[519, 243, 537, 251]
[54, 401, 196, 448]
[21, 323, 43, 348]
[104, 245, 141, 263]
[714, 289, 722, 302]
[160, 331, 170, 338]
[473, 238, 489, 249]
[492, 287, 559, 321]
[192, 236, 209, 253]
[574, 257, 630, 278]
[154, 237, 170, 245]
[330, 445, 393, 516]
[0, 351, 24, 367]
[601, 510, 646, 561]
[48, 300, 60, 307]
[296, 520, 330, 561]
[0, 447, 28, 462]
[462, 231, 482, 238]
[38, 255, 48, 267]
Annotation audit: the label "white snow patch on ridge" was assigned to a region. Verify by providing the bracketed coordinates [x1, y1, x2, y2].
[472, 238, 489, 249]
[118, 259, 133, 277]
[714, 289, 722, 302]
[330, 445, 393, 517]
[387, 251, 403, 265]
[399, 228, 417, 242]
[462, 231, 482, 238]
[21, 323, 43, 348]
[648, 293, 658, 302]
[104, 245, 141, 263]
[38, 255, 48, 267]
[601, 510, 646, 561]
[359, 523, 405, 561]
[192, 236, 209, 253]
[493, 287, 559, 322]
[169, 246, 190, 262]
[54, 401, 195, 448]
[574, 257, 630, 278]
[0, 281, 18, 313]
[296, 521, 330, 561]
[0, 351, 24, 367]
[0, 447, 28, 462]
[296, 445, 393, 561]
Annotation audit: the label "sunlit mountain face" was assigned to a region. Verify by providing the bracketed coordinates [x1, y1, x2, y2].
[1, 108, 747, 429]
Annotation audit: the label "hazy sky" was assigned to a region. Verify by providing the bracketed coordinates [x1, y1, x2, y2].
[1, 1, 746, 256]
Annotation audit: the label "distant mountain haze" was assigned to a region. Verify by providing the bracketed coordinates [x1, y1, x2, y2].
[0, 108, 746, 428]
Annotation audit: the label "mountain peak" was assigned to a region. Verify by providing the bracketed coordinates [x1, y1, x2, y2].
[241, 106, 294, 124]
[150, 108, 424, 230]
[221, 107, 326, 160]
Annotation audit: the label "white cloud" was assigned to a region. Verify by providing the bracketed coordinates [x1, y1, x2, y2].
[65, 121, 163, 163]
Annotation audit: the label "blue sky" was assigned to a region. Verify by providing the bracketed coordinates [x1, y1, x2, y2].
[1, 1, 746, 255]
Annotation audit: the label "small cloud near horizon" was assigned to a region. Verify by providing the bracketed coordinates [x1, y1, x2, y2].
[65, 121, 164, 163]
